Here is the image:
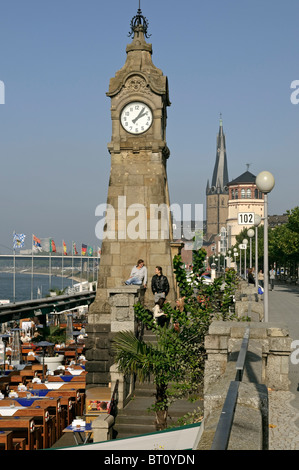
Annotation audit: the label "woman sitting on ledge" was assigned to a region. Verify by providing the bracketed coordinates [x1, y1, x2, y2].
[125, 259, 147, 288]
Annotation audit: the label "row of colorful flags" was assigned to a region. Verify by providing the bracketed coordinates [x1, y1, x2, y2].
[13, 232, 100, 257]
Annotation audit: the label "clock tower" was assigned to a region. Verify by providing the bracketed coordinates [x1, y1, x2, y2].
[86, 7, 176, 387]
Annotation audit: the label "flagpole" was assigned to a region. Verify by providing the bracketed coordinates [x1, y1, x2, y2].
[31, 234, 34, 300]
[72, 241, 74, 288]
[13, 242, 16, 303]
[49, 239, 52, 292]
[93, 246, 95, 283]
[62, 240, 64, 292]
[80, 244, 83, 284]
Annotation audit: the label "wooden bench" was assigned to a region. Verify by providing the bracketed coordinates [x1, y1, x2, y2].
[0, 402, 53, 449]
[0, 430, 14, 450]
[12, 437, 27, 450]
[17, 391, 76, 428]
[0, 416, 36, 450]
[3, 396, 63, 441]
[14, 406, 53, 449]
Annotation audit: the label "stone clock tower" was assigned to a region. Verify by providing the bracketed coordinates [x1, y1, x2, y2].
[86, 8, 177, 387]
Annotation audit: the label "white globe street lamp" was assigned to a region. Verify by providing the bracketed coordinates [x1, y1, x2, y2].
[256, 171, 275, 322]
[238, 244, 243, 277]
[254, 214, 262, 290]
[247, 228, 255, 270]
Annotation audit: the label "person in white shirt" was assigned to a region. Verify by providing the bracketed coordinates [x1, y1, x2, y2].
[125, 259, 147, 287]
[269, 267, 276, 291]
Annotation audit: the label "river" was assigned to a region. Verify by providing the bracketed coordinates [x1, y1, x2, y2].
[0, 272, 74, 303]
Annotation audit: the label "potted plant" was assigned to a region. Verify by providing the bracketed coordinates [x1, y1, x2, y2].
[32, 325, 66, 372]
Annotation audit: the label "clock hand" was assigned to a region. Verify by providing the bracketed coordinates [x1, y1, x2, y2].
[132, 107, 145, 124]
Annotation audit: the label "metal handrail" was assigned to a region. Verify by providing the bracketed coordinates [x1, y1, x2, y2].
[108, 379, 119, 417]
[211, 327, 250, 450]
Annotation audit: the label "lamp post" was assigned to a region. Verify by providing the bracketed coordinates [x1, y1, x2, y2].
[256, 171, 275, 322]
[238, 244, 243, 277]
[242, 239, 248, 279]
[254, 214, 262, 291]
[247, 229, 255, 270]
[228, 250, 231, 268]
[211, 262, 217, 282]
[35, 341, 54, 382]
[72, 331, 81, 365]
[0, 334, 11, 373]
[233, 248, 238, 272]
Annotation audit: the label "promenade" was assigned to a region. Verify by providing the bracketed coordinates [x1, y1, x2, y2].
[268, 282, 299, 450]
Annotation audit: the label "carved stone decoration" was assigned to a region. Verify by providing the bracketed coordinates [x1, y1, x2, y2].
[117, 75, 152, 102]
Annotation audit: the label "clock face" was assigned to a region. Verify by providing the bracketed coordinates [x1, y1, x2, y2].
[120, 101, 153, 135]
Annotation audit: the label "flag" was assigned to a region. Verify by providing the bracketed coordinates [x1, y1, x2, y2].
[49, 238, 56, 253]
[81, 244, 87, 256]
[33, 234, 42, 252]
[88, 246, 93, 256]
[63, 240, 67, 255]
[72, 242, 78, 255]
[13, 233, 26, 249]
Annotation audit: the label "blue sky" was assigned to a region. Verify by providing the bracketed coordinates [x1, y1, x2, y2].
[0, 0, 298, 253]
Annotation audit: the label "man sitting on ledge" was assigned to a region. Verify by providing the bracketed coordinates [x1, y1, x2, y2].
[125, 259, 147, 288]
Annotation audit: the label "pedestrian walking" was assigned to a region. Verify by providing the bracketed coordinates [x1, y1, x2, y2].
[269, 267, 276, 291]
[248, 268, 255, 285]
[258, 270, 264, 288]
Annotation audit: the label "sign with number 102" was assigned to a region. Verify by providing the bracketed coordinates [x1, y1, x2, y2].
[238, 212, 254, 225]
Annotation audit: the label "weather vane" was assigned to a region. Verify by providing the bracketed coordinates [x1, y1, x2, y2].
[128, 1, 151, 38]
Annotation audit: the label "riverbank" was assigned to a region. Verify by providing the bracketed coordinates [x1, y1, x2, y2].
[0, 269, 86, 284]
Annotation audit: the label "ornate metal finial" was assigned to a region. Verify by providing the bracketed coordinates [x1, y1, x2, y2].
[128, 1, 151, 38]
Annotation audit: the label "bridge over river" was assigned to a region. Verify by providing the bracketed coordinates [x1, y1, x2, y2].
[0, 290, 96, 324]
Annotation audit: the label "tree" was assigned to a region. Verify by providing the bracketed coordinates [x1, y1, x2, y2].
[112, 248, 240, 429]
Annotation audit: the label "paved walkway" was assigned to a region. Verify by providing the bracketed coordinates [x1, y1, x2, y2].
[267, 282, 299, 450]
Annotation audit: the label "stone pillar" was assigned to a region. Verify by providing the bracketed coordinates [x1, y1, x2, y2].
[204, 321, 292, 394]
[86, 286, 144, 388]
[92, 414, 115, 442]
[109, 286, 145, 336]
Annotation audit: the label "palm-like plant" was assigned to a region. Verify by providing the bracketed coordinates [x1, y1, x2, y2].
[112, 303, 206, 430]
[112, 249, 240, 430]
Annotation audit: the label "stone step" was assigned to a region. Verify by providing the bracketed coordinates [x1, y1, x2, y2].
[115, 423, 157, 440]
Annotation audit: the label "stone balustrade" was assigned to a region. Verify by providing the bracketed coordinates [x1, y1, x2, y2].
[198, 320, 292, 450]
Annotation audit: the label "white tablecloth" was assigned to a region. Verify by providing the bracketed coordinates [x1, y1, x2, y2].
[67, 369, 83, 375]
[44, 383, 64, 389]
[0, 406, 24, 416]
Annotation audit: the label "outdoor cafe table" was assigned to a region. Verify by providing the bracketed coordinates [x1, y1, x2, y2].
[62, 422, 92, 446]
[28, 381, 86, 391]
[17, 390, 79, 425]
[0, 416, 36, 450]
[47, 375, 85, 383]
[3, 396, 63, 439]
[0, 402, 52, 449]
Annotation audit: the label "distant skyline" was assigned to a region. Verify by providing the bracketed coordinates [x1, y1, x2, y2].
[0, 0, 298, 254]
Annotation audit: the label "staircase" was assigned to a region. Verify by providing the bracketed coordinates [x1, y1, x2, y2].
[113, 328, 204, 440]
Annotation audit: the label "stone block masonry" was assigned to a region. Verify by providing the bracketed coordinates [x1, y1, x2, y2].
[198, 320, 292, 450]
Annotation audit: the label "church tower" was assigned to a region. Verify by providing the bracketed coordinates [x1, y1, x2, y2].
[86, 7, 176, 387]
[206, 116, 229, 240]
